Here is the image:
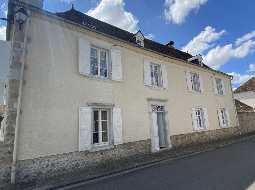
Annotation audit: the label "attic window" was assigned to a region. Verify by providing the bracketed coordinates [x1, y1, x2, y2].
[135, 31, 144, 47]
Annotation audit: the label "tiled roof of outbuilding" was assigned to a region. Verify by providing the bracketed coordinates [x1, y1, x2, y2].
[56, 8, 210, 68]
[235, 99, 254, 112]
[234, 77, 255, 93]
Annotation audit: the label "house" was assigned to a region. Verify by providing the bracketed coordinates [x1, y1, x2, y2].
[234, 77, 255, 108]
[2, 0, 239, 183]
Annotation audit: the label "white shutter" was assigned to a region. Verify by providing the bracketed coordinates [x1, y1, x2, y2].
[79, 107, 92, 151]
[213, 77, 218, 94]
[113, 107, 123, 145]
[192, 108, 198, 130]
[203, 108, 209, 129]
[79, 38, 90, 76]
[185, 71, 192, 91]
[111, 48, 123, 81]
[161, 64, 168, 89]
[199, 74, 204, 93]
[222, 80, 226, 95]
[151, 112, 159, 152]
[217, 109, 224, 128]
[226, 109, 231, 127]
[144, 59, 152, 86]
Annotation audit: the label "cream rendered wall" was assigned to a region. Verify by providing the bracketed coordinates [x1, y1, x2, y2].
[17, 14, 238, 160]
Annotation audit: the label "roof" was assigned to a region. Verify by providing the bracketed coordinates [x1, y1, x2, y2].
[235, 99, 254, 112]
[234, 77, 255, 93]
[56, 8, 214, 69]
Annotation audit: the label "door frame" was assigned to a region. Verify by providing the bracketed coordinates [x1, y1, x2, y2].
[148, 99, 171, 152]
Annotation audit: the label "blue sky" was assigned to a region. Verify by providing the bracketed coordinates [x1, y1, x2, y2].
[0, 0, 255, 88]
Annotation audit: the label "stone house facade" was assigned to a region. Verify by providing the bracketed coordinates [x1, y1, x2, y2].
[1, 0, 239, 184]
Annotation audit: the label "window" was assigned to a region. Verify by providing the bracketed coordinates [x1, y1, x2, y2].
[194, 108, 206, 130]
[215, 78, 224, 95]
[92, 109, 109, 145]
[150, 63, 163, 87]
[219, 108, 228, 127]
[90, 47, 109, 78]
[136, 39, 143, 46]
[190, 72, 201, 92]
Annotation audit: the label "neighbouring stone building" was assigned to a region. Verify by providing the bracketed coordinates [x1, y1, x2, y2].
[1, 0, 240, 185]
[234, 77, 255, 108]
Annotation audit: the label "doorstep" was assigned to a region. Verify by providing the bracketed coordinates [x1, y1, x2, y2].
[3, 133, 255, 190]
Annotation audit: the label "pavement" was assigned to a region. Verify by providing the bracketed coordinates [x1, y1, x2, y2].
[60, 138, 255, 190]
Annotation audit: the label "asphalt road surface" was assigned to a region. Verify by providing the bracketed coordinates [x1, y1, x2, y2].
[67, 140, 255, 190]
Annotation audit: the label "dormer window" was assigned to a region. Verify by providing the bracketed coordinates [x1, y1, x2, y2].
[135, 30, 144, 47]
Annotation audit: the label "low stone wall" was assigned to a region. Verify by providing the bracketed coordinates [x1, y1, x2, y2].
[171, 127, 241, 148]
[238, 112, 255, 134]
[15, 140, 151, 184]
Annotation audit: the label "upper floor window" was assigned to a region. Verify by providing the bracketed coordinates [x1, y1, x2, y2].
[218, 108, 229, 128]
[190, 72, 201, 92]
[90, 47, 109, 78]
[150, 63, 163, 87]
[215, 78, 224, 95]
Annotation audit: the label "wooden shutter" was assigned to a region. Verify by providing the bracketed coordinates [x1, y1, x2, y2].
[79, 107, 92, 151]
[161, 64, 168, 89]
[185, 71, 192, 91]
[191, 108, 198, 130]
[222, 79, 226, 95]
[226, 109, 230, 127]
[79, 38, 90, 76]
[203, 108, 209, 129]
[113, 107, 123, 145]
[199, 74, 204, 93]
[111, 48, 123, 81]
[151, 112, 159, 152]
[144, 59, 152, 86]
[212, 77, 218, 94]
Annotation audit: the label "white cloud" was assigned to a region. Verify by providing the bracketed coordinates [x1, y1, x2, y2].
[0, 26, 6, 41]
[182, 26, 225, 55]
[235, 31, 255, 46]
[248, 64, 255, 72]
[164, 0, 208, 24]
[145, 33, 155, 40]
[87, 0, 139, 33]
[204, 40, 255, 69]
[0, 2, 7, 17]
[227, 72, 254, 85]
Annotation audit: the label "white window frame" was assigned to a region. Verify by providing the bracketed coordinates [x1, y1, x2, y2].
[215, 78, 224, 95]
[194, 108, 206, 130]
[92, 108, 110, 147]
[90, 46, 110, 79]
[150, 62, 163, 87]
[219, 108, 229, 128]
[190, 72, 201, 92]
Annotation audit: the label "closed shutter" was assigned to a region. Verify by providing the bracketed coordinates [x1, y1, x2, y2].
[222, 80, 226, 95]
[79, 107, 92, 151]
[161, 64, 168, 89]
[212, 77, 218, 94]
[113, 107, 123, 145]
[144, 59, 152, 86]
[79, 38, 90, 76]
[191, 108, 198, 130]
[185, 71, 192, 91]
[203, 108, 209, 129]
[226, 109, 230, 127]
[199, 74, 204, 93]
[217, 109, 224, 128]
[111, 48, 123, 81]
[151, 112, 159, 152]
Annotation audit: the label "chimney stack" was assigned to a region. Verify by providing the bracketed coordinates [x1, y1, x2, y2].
[19, 0, 44, 9]
[166, 41, 175, 48]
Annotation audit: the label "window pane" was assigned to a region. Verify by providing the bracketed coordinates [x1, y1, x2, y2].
[102, 121, 108, 131]
[93, 133, 99, 144]
[100, 51, 108, 77]
[90, 48, 98, 76]
[101, 110, 107, 120]
[93, 111, 99, 132]
[102, 131, 108, 142]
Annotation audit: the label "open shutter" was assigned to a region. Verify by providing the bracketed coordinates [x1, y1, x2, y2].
[222, 80, 226, 95]
[199, 74, 204, 93]
[79, 107, 92, 151]
[203, 108, 209, 129]
[79, 38, 90, 76]
[144, 59, 152, 86]
[191, 108, 198, 130]
[185, 71, 192, 91]
[151, 112, 159, 152]
[111, 48, 123, 81]
[212, 77, 218, 94]
[217, 109, 224, 128]
[113, 107, 123, 145]
[161, 64, 168, 89]
[226, 109, 230, 127]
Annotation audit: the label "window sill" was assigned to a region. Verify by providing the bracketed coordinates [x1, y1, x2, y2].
[81, 74, 123, 83]
[90, 144, 114, 152]
[187, 90, 202, 95]
[193, 128, 208, 132]
[145, 85, 166, 91]
[214, 93, 225, 97]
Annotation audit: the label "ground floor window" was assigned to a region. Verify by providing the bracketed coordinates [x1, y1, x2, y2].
[92, 109, 109, 145]
[219, 108, 229, 127]
[194, 108, 206, 130]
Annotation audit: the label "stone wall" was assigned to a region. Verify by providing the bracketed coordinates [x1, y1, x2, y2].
[238, 112, 255, 134]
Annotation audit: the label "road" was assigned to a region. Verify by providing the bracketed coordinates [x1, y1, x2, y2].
[66, 140, 255, 190]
